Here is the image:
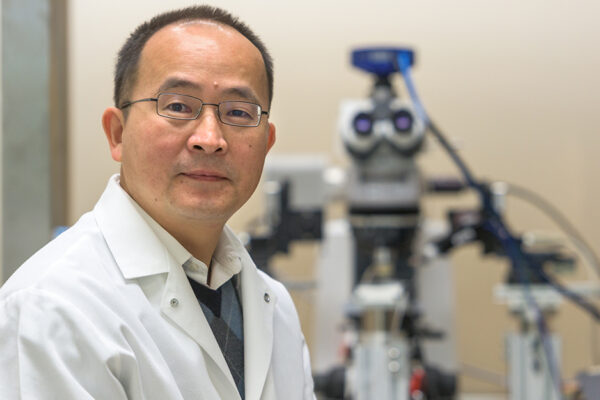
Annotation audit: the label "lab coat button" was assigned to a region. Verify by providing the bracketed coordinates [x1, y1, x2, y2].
[264, 293, 270, 303]
[170, 298, 179, 307]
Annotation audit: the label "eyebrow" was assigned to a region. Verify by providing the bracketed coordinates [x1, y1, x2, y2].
[156, 77, 262, 105]
[157, 78, 201, 94]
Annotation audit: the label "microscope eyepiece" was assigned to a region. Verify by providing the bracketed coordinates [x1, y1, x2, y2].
[393, 110, 413, 133]
[353, 112, 373, 136]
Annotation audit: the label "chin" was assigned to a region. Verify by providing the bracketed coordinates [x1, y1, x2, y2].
[169, 193, 245, 222]
[176, 203, 234, 223]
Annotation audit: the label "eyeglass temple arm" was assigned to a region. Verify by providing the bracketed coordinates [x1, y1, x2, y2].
[119, 97, 158, 109]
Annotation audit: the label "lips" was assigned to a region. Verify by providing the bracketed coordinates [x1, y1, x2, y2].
[181, 170, 228, 181]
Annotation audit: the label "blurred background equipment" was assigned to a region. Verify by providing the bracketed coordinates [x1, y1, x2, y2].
[244, 46, 600, 400]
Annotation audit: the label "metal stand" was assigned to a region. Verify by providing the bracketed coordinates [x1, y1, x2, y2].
[346, 281, 411, 400]
[496, 284, 563, 400]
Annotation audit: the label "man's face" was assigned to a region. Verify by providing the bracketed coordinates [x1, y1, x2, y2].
[106, 21, 275, 230]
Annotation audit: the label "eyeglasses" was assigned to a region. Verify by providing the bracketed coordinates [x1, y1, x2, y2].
[119, 92, 269, 127]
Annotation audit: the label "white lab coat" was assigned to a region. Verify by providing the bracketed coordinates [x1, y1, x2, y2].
[0, 176, 315, 400]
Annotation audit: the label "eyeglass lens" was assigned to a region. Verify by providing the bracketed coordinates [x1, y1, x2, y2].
[156, 93, 262, 126]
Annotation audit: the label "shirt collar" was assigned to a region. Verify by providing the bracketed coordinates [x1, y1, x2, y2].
[207, 229, 244, 289]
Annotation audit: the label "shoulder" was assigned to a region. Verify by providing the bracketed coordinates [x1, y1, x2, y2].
[0, 211, 118, 302]
[0, 212, 139, 350]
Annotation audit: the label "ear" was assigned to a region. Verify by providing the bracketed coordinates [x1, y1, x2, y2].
[266, 122, 276, 153]
[102, 107, 125, 162]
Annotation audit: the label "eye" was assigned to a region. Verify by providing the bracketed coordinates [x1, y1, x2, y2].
[221, 101, 259, 123]
[166, 102, 192, 114]
[227, 108, 253, 119]
[157, 94, 199, 118]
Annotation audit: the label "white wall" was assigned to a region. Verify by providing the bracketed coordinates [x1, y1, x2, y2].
[68, 0, 600, 393]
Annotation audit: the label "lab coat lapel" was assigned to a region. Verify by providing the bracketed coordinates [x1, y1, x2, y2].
[241, 261, 275, 400]
[160, 259, 240, 398]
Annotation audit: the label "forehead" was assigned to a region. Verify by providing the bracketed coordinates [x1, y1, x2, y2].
[134, 20, 268, 102]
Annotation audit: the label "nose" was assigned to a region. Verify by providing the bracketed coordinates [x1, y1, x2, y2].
[186, 105, 228, 154]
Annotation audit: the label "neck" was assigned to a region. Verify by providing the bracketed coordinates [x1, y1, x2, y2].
[165, 220, 225, 266]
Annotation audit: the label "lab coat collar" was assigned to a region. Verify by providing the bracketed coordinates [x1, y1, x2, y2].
[94, 175, 170, 278]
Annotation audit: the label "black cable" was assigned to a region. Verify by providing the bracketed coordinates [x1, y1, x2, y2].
[505, 181, 600, 365]
[403, 64, 600, 324]
[537, 269, 600, 322]
[430, 124, 600, 323]
[504, 181, 600, 366]
[505, 181, 600, 279]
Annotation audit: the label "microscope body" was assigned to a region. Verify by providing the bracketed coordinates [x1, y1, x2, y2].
[251, 48, 460, 399]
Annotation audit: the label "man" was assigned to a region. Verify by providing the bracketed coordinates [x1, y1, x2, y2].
[0, 5, 315, 400]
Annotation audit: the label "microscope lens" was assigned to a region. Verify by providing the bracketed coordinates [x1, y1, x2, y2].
[353, 113, 373, 135]
[393, 110, 413, 132]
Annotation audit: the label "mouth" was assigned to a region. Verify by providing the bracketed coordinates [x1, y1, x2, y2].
[181, 170, 228, 182]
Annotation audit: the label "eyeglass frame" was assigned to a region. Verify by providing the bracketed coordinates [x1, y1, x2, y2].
[119, 92, 270, 127]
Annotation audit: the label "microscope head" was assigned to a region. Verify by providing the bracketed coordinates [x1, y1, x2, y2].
[339, 47, 426, 180]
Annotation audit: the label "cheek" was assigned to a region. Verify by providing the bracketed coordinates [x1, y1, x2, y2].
[121, 127, 180, 182]
[237, 142, 267, 186]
